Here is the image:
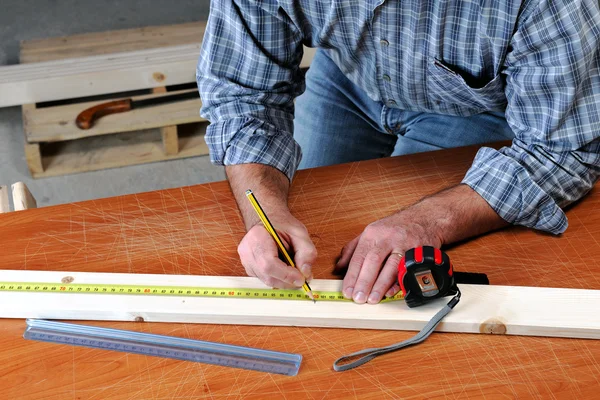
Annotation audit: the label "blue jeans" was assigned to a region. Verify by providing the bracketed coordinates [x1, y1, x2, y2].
[294, 50, 514, 169]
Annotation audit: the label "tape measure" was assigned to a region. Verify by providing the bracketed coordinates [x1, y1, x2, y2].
[0, 282, 404, 303]
[398, 246, 458, 308]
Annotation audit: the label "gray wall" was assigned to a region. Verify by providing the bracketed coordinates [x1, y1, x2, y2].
[0, 0, 210, 65]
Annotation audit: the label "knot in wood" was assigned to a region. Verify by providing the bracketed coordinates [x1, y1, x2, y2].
[479, 318, 507, 335]
[61, 276, 75, 284]
[152, 72, 166, 82]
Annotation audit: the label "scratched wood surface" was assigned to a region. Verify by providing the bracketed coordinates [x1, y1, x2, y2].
[0, 144, 599, 399]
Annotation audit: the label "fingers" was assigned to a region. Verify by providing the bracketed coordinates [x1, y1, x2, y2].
[238, 225, 305, 289]
[346, 246, 389, 304]
[341, 237, 379, 300]
[367, 253, 403, 304]
[386, 283, 401, 298]
[288, 227, 317, 280]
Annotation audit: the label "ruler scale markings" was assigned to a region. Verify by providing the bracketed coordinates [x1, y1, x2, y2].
[0, 282, 403, 303]
[23, 319, 302, 376]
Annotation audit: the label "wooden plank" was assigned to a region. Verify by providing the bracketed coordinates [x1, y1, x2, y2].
[160, 126, 180, 156]
[0, 186, 9, 213]
[152, 87, 179, 155]
[23, 89, 202, 143]
[3, 43, 315, 108]
[24, 143, 44, 175]
[0, 44, 200, 107]
[2, 144, 598, 398]
[35, 123, 209, 178]
[20, 22, 207, 63]
[1, 270, 599, 339]
[11, 182, 37, 211]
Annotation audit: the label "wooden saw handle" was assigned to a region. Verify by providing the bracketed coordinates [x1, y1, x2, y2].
[76, 99, 132, 129]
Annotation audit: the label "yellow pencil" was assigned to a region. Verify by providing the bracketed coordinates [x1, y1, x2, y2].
[245, 189, 316, 302]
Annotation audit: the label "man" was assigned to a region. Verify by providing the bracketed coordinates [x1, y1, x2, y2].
[197, 1, 600, 304]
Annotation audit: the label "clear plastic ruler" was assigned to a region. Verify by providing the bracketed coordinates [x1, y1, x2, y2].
[23, 319, 302, 376]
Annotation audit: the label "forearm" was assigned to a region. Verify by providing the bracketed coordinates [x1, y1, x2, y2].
[407, 184, 509, 246]
[226, 164, 291, 230]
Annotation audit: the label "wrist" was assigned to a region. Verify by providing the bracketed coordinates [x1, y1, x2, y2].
[225, 163, 292, 231]
[403, 184, 507, 246]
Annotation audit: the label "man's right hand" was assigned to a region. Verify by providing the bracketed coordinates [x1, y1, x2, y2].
[237, 211, 315, 288]
[225, 163, 316, 289]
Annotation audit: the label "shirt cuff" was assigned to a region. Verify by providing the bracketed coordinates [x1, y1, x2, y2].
[205, 117, 302, 181]
[461, 146, 568, 234]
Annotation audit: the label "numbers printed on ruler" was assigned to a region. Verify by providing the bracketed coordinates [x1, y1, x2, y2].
[0, 282, 403, 303]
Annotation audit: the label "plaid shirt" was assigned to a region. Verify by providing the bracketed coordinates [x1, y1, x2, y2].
[197, 0, 600, 234]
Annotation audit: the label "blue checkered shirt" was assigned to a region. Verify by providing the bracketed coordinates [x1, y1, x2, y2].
[197, 0, 600, 234]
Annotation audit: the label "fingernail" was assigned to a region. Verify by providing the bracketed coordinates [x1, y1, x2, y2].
[300, 264, 311, 277]
[353, 291, 366, 303]
[367, 292, 381, 304]
[293, 280, 304, 287]
[343, 287, 354, 299]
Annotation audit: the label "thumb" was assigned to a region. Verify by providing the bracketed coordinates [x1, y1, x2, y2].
[289, 231, 317, 279]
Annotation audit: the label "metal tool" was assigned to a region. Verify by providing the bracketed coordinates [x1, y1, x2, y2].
[23, 319, 302, 376]
[75, 90, 199, 129]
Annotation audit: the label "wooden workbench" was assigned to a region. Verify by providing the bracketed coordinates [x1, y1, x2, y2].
[0, 144, 599, 399]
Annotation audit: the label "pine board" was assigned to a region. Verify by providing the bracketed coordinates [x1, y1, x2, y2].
[0, 44, 201, 107]
[19, 22, 207, 63]
[0, 271, 599, 340]
[23, 89, 203, 142]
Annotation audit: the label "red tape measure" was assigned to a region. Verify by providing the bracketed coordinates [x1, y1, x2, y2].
[398, 246, 460, 308]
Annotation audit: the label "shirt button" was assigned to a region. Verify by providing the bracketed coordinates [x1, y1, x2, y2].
[387, 100, 397, 107]
[380, 39, 389, 46]
[382, 74, 391, 82]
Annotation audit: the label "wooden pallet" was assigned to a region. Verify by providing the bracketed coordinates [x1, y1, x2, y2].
[19, 22, 207, 178]
[17, 22, 315, 178]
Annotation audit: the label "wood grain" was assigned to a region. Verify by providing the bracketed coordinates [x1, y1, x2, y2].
[152, 87, 180, 156]
[0, 44, 201, 107]
[0, 143, 599, 399]
[19, 22, 208, 63]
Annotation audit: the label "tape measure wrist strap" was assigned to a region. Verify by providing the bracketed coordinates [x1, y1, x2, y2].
[333, 290, 461, 372]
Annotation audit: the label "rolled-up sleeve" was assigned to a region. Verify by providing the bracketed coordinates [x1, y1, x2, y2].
[196, 0, 306, 180]
[462, 1, 600, 234]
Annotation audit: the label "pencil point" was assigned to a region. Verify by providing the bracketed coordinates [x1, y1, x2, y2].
[306, 291, 316, 302]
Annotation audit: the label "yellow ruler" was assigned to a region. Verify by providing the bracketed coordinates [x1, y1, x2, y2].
[0, 282, 404, 303]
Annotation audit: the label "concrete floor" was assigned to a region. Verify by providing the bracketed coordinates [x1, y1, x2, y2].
[0, 1, 226, 208]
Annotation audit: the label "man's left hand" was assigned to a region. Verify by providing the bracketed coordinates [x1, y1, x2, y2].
[336, 209, 442, 304]
[335, 184, 509, 304]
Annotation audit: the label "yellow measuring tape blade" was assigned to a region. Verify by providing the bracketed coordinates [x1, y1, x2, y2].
[0, 282, 404, 303]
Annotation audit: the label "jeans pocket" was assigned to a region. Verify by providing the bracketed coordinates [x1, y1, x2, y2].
[427, 58, 507, 114]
